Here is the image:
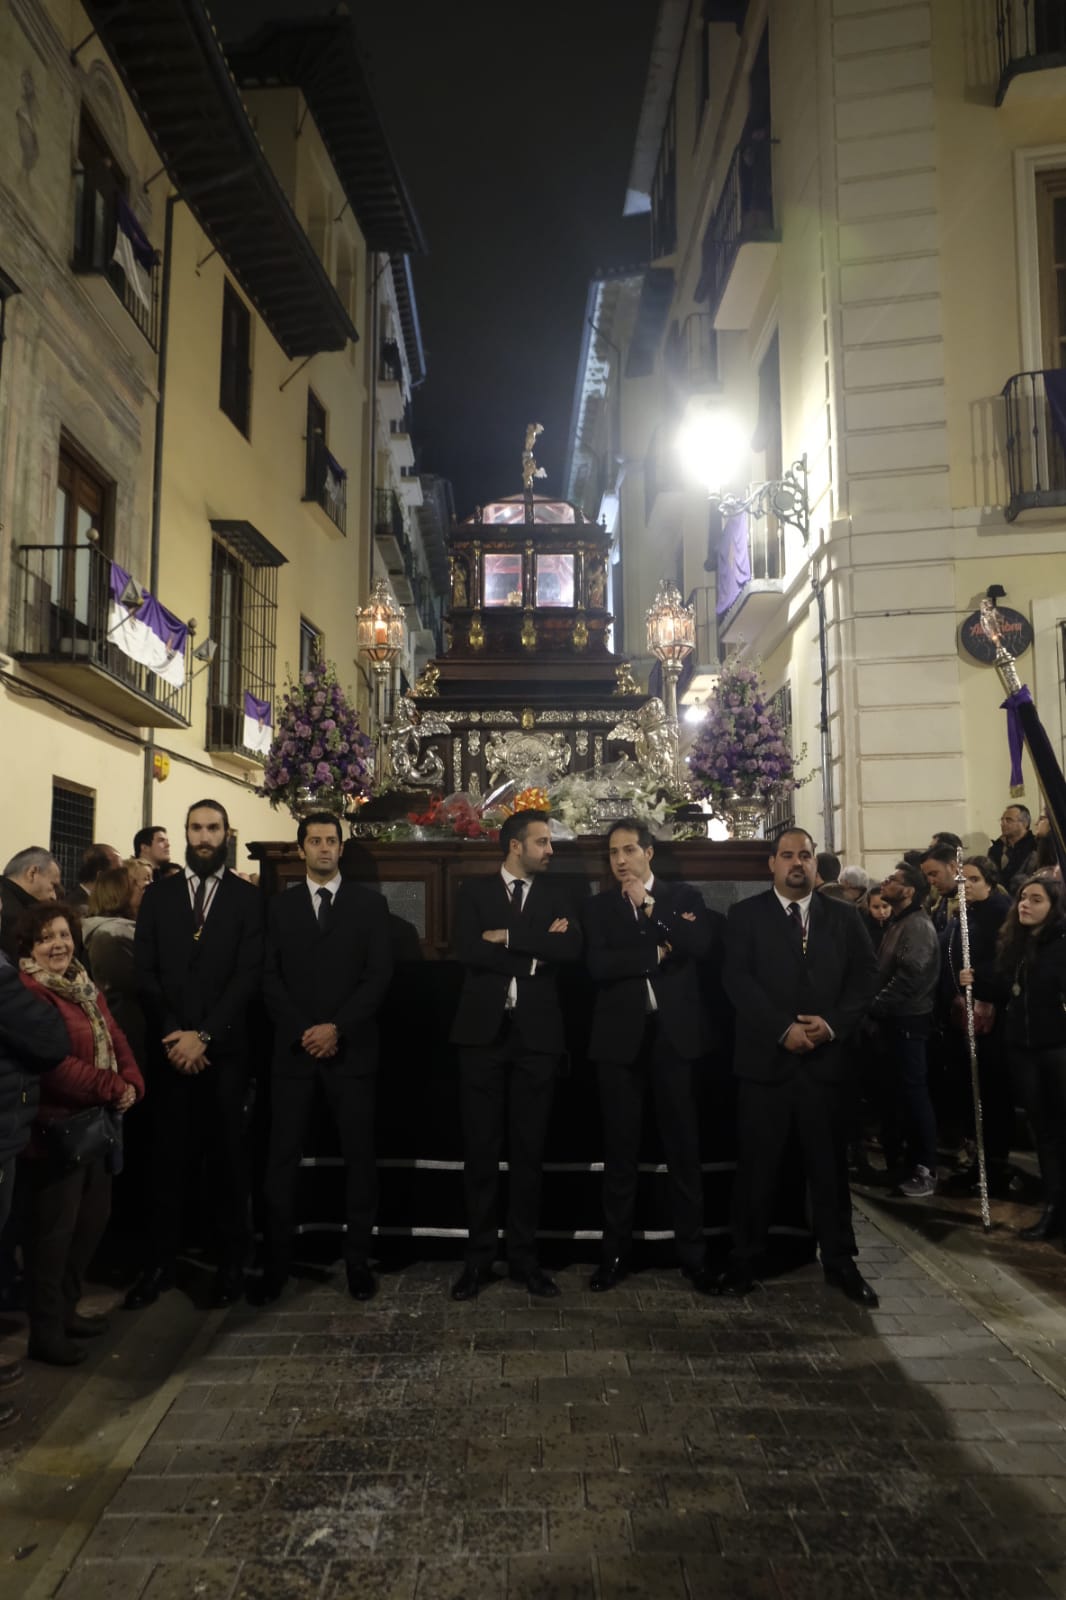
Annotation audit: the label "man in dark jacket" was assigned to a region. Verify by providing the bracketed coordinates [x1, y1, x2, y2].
[583, 820, 716, 1293]
[0, 946, 70, 1425]
[0, 848, 61, 960]
[990, 805, 1037, 888]
[870, 861, 941, 1198]
[126, 799, 264, 1310]
[449, 810, 581, 1301]
[261, 812, 392, 1303]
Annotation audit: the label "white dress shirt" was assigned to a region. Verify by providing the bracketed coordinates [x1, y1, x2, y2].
[624, 873, 659, 1014]
[500, 866, 538, 1009]
[183, 862, 226, 922]
[307, 871, 343, 917]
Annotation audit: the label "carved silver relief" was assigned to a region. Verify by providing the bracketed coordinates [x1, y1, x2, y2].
[386, 697, 449, 789]
[576, 730, 589, 756]
[452, 737, 462, 789]
[593, 735, 604, 766]
[467, 730, 481, 755]
[484, 730, 572, 786]
[480, 710, 520, 725]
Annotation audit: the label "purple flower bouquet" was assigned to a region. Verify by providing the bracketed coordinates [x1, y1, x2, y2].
[688, 661, 805, 812]
[256, 658, 374, 819]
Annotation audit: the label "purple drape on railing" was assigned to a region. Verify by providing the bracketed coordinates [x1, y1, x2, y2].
[716, 510, 750, 615]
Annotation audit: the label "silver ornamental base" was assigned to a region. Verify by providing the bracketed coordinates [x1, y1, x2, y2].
[721, 792, 766, 841]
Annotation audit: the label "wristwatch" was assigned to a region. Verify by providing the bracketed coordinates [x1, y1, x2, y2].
[197, 1030, 212, 1045]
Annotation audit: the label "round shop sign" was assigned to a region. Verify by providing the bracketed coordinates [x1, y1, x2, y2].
[958, 606, 1032, 665]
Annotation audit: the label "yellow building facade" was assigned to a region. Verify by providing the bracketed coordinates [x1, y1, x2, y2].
[0, 1, 430, 883]
[570, 0, 1066, 874]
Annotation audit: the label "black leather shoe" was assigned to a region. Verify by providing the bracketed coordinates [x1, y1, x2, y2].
[510, 1267, 560, 1299]
[589, 1257, 628, 1293]
[681, 1265, 720, 1297]
[346, 1263, 377, 1302]
[257, 1268, 288, 1305]
[0, 1361, 23, 1390]
[711, 1262, 756, 1296]
[28, 1336, 87, 1367]
[451, 1265, 489, 1302]
[1021, 1205, 1062, 1242]
[211, 1266, 246, 1308]
[66, 1312, 110, 1338]
[123, 1263, 175, 1310]
[824, 1260, 879, 1308]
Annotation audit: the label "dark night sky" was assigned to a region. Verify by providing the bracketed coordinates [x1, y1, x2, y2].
[214, 1, 657, 515]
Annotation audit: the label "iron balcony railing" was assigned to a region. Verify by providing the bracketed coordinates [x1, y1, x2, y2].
[374, 486, 405, 542]
[304, 433, 347, 533]
[71, 171, 160, 350]
[698, 133, 777, 316]
[380, 338, 403, 384]
[996, 1, 1066, 101]
[1001, 370, 1066, 519]
[12, 542, 192, 724]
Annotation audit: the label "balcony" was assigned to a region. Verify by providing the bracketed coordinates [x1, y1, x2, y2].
[378, 338, 406, 426]
[12, 542, 192, 727]
[398, 465, 423, 507]
[1001, 370, 1066, 519]
[714, 508, 786, 647]
[996, 1, 1066, 103]
[72, 175, 160, 352]
[374, 487, 415, 600]
[388, 417, 415, 469]
[697, 135, 779, 331]
[303, 434, 347, 534]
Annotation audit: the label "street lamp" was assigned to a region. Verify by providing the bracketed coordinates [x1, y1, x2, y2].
[357, 577, 404, 786]
[677, 407, 811, 544]
[646, 579, 695, 790]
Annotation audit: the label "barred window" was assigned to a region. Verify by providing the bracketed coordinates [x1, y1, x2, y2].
[51, 779, 95, 895]
[206, 521, 285, 759]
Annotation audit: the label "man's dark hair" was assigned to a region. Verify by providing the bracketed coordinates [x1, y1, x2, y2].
[901, 848, 925, 868]
[500, 809, 550, 856]
[769, 827, 815, 856]
[816, 851, 841, 883]
[133, 825, 166, 857]
[15, 900, 82, 960]
[931, 831, 963, 851]
[1004, 804, 1032, 829]
[922, 844, 957, 867]
[606, 817, 655, 851]
[297, 811, 342, 850]
[79, 844, 115, 885]
[185, 798, 230, 834]
[895, 861, 928, 905]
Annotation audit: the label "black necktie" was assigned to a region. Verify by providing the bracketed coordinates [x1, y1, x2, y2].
[788, 901, 806, 951]
[508, 879, 526, 927]
[192, 876, 206, 931]
[316, 887, 333, 928]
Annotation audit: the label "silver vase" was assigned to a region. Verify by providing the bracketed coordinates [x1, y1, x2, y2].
[721, 790, 766, 841]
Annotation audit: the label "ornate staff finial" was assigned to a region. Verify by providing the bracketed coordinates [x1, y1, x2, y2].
[521, 423, 546, 495]
[979, 596, 1023, 695]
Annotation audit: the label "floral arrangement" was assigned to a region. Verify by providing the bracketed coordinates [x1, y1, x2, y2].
[687, 660, 804, 811]
[549, 764, 671, 837]
[407, 793, 500, 841]
[507, 785, 550, 815]
[258, 658, 373, 817]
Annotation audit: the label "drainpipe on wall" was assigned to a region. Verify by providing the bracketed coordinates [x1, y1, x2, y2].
[142, 191, 177, 828]
[811, 562, 834, 852]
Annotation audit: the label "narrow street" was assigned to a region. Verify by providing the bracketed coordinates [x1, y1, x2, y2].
[5, 1200, 1066, 1599]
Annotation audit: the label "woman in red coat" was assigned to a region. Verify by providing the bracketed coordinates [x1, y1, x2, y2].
[16, 902, 144, 1366]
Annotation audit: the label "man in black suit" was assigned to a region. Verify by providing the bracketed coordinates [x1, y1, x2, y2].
[449, 809, 581, 1301]
[583, 819, 716, 1293]
[720, 827, 880, 1304]
[260, 812, 392, 1303]
[126, 798, 264, 1309]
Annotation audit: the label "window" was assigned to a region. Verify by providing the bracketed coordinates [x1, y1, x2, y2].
[52, 440, 111, 629]
[51, 779, 95, 895]
[207, 530, 282, 756]
[303, 389, 346, 532]
[220, 280, 251, 436]
[73, 109, 126, 277]
[751, 331, 783, 581]
[299, 617, 322, 675]
[651, 95, 677, 259]
[1036, 169, 1066, 368]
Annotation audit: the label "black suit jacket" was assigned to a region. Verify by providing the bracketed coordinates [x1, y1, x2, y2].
[583, 878, 713, 1063]
[135, 870, 264, 1055]
[449, 873, 582, 1053]
[723, 890, 878, 1085]
[264, 880, 393, 1077]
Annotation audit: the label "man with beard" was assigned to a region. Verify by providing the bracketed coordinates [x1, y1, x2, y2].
[125, 800, 263, 1309]
[719, 829, 880, 1303]
[449, 810, 581, 1301]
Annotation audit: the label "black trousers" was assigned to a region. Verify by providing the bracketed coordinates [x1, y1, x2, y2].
[263, 1066, 377, 1270]
[145, 1052, 250, 1268]
[459, 1018, 557, 1273]
[731, 1068, 851, 1267]
[23, 1157, 111, 1340]
[1012, 1044, 1066, 1205]
[596, 1019, 706, 1270]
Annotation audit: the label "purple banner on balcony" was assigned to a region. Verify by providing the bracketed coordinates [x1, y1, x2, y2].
[242, 690, 273, 757]
[108, 562, 188, 688]
[1044, 368, 1066, 457]
[716, 510, 751, 615]
[112, 196, 155, 313]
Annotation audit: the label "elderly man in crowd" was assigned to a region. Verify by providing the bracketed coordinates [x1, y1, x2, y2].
[990, 805, 1037, 888]
[0, 849, 61, 961]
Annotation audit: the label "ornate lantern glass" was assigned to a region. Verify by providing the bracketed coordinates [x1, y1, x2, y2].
[357, 578, 404, 663]
[645, 580, 695, 663]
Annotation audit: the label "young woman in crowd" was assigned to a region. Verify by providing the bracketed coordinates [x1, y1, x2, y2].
[946, 856, 1012, 1197]
[15, 903, 144, 1365]
[997, 876, 1066, 1242]
[862, 886, 892, 950]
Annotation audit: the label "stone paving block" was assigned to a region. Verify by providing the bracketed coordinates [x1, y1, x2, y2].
[506, 1553, 596, 1598]
[107, 1477, 191, 1516]
[958, 1513, 1066, 1562]
[120, 1515, 216, 1560]
[204, 1516, 297, 1560]
[852, 1561, 968, 1600]
[140, 1561, 240, 1600]
[951, 1561, 1055, 1598]
[375, 1512, 463, 1555]
[596, 1553, 689, 1599]
[504, 1469, 582, 1509]
[539, 1435, 617, 1472]
[459, 1509, 546, 1554]
[263, 1473, 350, 1512]
[56, 1562, 154, 1600]
[325, 1557, 418, 1598]
[547, 1507, 632, 1553]
[614, 1434, 689, 1470]
[630, 1507, 722, 1553]
[317, 1439, 396, 1474]
[981, 1442, 1066, 1476]
[234, 1558, 326, 1598]
[582, 1470, 667, 1511]
[737, 1469, 824, 1513]
[995, 1412, 1066, 1442]
[503, 1404, 574, 1437]
[412, 1556, 505, 1598]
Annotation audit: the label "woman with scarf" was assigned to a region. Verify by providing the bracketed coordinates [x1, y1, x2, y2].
[16, 902, 144, 1365]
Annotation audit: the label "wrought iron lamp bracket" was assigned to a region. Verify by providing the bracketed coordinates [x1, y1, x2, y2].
[715, 454, 810, 544]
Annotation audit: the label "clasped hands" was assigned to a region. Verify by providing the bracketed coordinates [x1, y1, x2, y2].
[163, 1030, 209, 1074]
[482, 917, 569, 945]
[783, 1015, 832, 1053]
[302, 1022, 339, 1059]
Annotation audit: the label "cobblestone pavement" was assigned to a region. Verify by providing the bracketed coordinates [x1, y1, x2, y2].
[28, 1212, 1066, 1600]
